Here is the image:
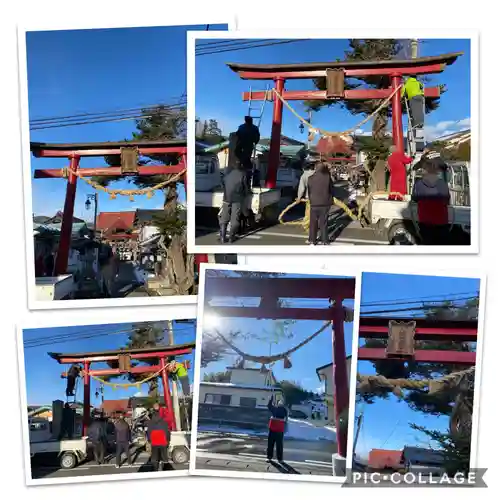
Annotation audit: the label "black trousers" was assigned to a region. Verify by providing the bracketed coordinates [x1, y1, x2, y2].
[178, 375, 190, 396]
[116, 442, 131, 466]
[267, 431, 284, 461]
[309, 206, 330, 244]
[219, 202, 247, 238]
[66, 376, 76, 396]
[151, 446, 169, 471]
[418, 224, 449, 245]
[91, 440, 105, 464]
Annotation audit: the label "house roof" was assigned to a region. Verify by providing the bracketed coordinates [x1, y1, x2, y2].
[227, 53, 463, 75]
[200, 381, 282, 391]
[316, 356, 352, 380]
[368, 449, 403, 469]
[96, 211, 136, 231]
[100, 399, 130, 414]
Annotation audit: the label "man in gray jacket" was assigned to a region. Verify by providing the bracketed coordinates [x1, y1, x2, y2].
[296, 162, 315, 201]
[219, 163, 250, 243]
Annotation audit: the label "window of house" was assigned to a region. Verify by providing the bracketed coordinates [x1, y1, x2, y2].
[204, 393, 231, 405]
[239, 397, 257, 408]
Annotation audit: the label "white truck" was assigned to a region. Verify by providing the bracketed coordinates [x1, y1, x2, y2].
[195, 152, 283, 224]
[363, 161, 471, 244]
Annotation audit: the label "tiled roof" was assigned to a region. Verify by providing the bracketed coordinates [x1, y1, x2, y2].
[96, 211, 136, 231]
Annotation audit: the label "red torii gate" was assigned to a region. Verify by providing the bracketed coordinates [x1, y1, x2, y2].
[49, 342, 195, 436]
[227, 52, 463, 190]
[358, 316, 477, 365]
[31, 140, 188, 276]
[203, 275, 356, 462]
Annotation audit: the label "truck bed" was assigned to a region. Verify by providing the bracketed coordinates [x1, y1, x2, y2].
[30, 437, 87, 456]
[195, 188, 281, 212]
[368, 197, 470, 228]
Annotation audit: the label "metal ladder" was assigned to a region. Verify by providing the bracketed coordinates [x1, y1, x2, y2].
[247, 84, 270, 189]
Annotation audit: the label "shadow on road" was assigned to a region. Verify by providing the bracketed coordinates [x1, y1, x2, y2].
[269, 460, 300, 474]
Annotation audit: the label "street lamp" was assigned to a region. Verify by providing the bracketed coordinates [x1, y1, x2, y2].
[85, 194, 98, 238]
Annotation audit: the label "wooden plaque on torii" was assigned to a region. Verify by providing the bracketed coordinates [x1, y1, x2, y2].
[386, 320, 416, 357]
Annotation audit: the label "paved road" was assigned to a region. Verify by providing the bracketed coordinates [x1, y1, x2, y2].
[195, 431, 335, 476]
[31, 450, 187, 480]
[195, 202, 388, 247]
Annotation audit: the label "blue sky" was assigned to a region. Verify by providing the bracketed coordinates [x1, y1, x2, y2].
[354, 272, 480, 460]
[195, 38, 470, 143]
[27, 24, 228, 221]
[201, 272, 355, 393]
[22, 320, 196, 406]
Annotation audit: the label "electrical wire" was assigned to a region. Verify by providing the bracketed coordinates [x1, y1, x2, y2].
[30, 105, 187, 131]
[30, 98, 187, 124]
[360, 291, 480, 308]
[195, 39, 310, 56]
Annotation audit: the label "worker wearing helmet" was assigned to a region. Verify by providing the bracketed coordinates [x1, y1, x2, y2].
[267, 395, 288, 462]
[169, 360, 190, 397]
[402, 76, 425, 152]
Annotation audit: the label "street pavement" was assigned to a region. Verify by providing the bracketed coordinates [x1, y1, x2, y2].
[31, 450, 187, 480]
[195, 200, 388, 247]
[195, 431, 335, 476]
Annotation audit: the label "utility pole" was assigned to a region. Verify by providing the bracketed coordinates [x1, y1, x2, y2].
[352, 409, 364, 459]
[167, 320, 182, 430]
[410, 39, 418, 59]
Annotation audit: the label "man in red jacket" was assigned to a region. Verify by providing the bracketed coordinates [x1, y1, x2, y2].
[411, 159, 450, 245]
[387, 146, 413, 200]
[147, 409, 171, 471]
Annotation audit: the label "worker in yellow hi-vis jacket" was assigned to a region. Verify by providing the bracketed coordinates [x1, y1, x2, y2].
[168, 360, 190, 396]
[402, 76, 425, 128]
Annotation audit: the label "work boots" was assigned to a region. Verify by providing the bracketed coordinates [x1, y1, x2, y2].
[219, 225, 227, 244]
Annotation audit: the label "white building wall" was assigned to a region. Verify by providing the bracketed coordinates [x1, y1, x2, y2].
[229, 368, 272, 386]
[199, 384, 281, 408]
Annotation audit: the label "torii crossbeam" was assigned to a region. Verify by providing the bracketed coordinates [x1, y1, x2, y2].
[227, 52, 463, 189]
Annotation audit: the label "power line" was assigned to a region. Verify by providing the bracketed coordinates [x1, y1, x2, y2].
[196, 38, 280, 49]
[195, 39, 310, 56]
[30, 98, 187, 125]
[30, 106, 187, 130]
[360, 291, 480, 307]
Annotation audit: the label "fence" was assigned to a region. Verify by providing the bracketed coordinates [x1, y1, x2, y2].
[198, 403, 270, 431]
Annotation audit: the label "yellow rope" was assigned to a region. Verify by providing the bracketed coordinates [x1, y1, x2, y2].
[356, 367, 475, 399]
[279, 191, 407, 228]
[271, 84, 403, 138]
[65, 167, 187, 201]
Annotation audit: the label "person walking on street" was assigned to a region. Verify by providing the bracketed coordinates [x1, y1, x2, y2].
[267, 396, 288, 462]
[114, 412, 132, 468]
[147, 410, 171, 472]
[411, 159, 450, 245]
[306, 162, 335, 245]
[88, 415, 107, 465]
[219, 163, 250, 243]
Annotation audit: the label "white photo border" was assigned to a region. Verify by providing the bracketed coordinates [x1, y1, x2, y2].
[345, 268, 487, 473]
[189, 261, 363, 484]
[18, 17, 236, 310]
[17, 302, 198, 486]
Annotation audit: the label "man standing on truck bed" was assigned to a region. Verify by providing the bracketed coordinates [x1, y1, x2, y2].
[235, 116, 260, 182]
[219, 163, 250, 243]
